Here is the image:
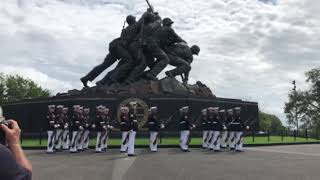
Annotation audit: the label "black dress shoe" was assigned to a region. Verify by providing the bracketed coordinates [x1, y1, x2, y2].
[95, 151, 102, 153]
[208, 148, 214, 151]
[182, 149, 190, 152]
[230, 148, 235, 150]
[80, 77, 88, 87]
[120, 151, 127, 153]
[214, 150, 221, 152]
[128, 154, 137, 157]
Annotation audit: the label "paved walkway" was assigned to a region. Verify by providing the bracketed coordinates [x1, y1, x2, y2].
[26, 145, 320, 180]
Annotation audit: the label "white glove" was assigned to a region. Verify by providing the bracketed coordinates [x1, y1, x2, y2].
[223, 125, 227, 130]
[92, 124, 96, 128]
[64, 125, 68, 129]
[79, 126, 84, 130]
[246, 126, 250, 130]
[54, 124, 60, 128]
[103, 125, 107, 129]
[160, 124, 165, 129]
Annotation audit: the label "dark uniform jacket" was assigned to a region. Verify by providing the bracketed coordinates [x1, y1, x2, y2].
[200, 115, 209, 131]
[179, 114, 192, 131]
[55, 111, 64, 129]
[129, 110, 138, 132]
[120, 113, 130, 132]
[147, 114, 161, 132]
[229, 115, 245, 132]
[94, 114, 105, 132]
[211, 115, 224, 131]
[83, 115, 91, 130]
[46, 112, 56, 131]
[71, 113, 82, 131]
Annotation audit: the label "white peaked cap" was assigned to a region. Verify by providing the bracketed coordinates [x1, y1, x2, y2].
[227, 109, 233, 112]
[48, 105, 55, 108]
[201, 109, 207, 113]
[180, 106, 189, 111]
[57, 105, 64, 109]
[149, 106, 157, 111]
[96, 105, 104, 109]
[234, 107, 241, 111]
[129, 101, 137, 105]
[219, 109, 225, 113]
[73, 105, 81, 109]
[63, 107, 68, 111]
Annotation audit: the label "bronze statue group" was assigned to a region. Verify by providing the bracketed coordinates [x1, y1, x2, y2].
[80, 6, 200, 87]
[46, 104, 250, 156]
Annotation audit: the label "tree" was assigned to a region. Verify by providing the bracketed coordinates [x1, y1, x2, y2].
[0, 74, 50, 104]
[284, 67, 320, 135]
[259, 111, 285, 133]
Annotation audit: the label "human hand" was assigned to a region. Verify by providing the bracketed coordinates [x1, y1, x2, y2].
[0, 120, 21, 148]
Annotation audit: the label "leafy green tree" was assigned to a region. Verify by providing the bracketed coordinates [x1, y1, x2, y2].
[0, 74, 50, 104]
[284, 67, 320, 134]
[259, 111, 284, 133]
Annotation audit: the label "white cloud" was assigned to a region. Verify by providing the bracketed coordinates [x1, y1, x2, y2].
[0, 0, 319, 125]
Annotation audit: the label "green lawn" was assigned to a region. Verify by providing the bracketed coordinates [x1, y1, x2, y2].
[21, 136, 319, 147]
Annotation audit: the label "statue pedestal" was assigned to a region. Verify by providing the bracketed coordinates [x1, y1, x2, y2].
[2, 78, 259, 133]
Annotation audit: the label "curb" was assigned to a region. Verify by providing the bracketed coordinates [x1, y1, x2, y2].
[22, 142, 320, 150]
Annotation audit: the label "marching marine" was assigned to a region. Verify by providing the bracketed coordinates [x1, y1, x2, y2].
[226, 108, 236, 150]
[233, 107, 249, 152]
[147, 107, 163, 152]
[179, 106, 195, 152]
[62, 107, 70, 150]
[70, 105, 83, 153]
[54, 105, 64, 151]
[200, 108, 209, 149]
[93, 105, 106, 153]
[208, 107, 223, 151]
[219, 109, 228, 149]
[101, 107, 113, 151]
[46, 105, 56, 154]
[127, 102, 138, 156]
[81, 108, 91, 150]
[120, 106, 130, 153]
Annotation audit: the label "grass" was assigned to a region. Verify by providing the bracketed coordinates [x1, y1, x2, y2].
[21, 136, 320, 147]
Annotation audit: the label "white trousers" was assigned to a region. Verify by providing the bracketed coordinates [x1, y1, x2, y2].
[228, 131, 236, 149]
[206, 131, 214, 148]
[62, 130, 69, 150]
[96, 132, 102, 152]
[149, 131, 158, 152]
[128, 131, 136, 155]
[101, 130, 110, 150]
[220, 131, 228, 148]
[77, 130, 84, 150]
[54, 129, 63, 150]
[235, 131, 244, 151]
[120, 131, 129, 152]
[70, 131, 78, 152]
[202, 130, 208, 148]
[180, 130, 190, 150]
[209, 131, 221, 151]
[82, 130, 90, 149]
[47, 131, 55, 153]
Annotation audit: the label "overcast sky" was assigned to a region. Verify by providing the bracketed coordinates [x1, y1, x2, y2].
[0, 0, 319, 124]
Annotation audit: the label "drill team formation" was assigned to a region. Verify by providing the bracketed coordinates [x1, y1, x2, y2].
[46, 104, 250, 156]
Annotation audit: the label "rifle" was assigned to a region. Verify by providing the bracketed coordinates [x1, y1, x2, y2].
[54, 130, 64, 146]
[158, 115, 173, 144]
[122, 131, 130, 145]
[48, 130, 56, 148]
[71, 131, 80, 149]
[146, 0, 154, 12]
[98, 130, 107, 148]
